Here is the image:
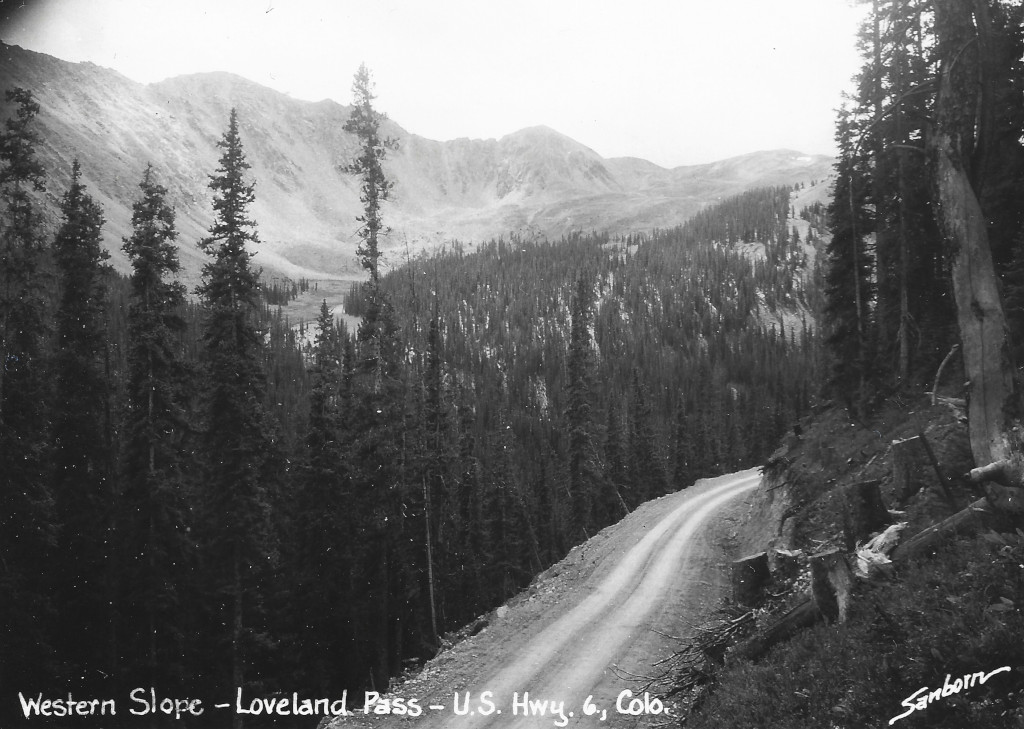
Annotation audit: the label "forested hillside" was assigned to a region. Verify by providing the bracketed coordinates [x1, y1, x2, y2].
[673, 2, 1024, 727]
[346, 183, 823, 540]
[0, 65, 826, 726]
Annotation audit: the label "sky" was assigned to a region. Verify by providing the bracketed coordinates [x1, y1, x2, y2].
[0, 0, 866, 168]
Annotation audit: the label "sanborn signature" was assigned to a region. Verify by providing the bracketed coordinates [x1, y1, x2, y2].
[888, 665, 1011, 725]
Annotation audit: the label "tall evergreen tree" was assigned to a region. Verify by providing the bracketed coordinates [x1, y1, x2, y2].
[121, 163, 191, 690]
[565, 274, 601, 538]
[51, 158, 113, 679]
[824, 107, 875, 414]
[627, 369, 666, 507]
[196, 108, 275, 720]
[419, 309, 453, 644]
[342, 64, 406, 687]
[602, 395, 630, 520]
[672, 395, 694, 490]
[344, 63, 399, 388]
[292, 300, 352, 692]
[0, 86, 57, 700]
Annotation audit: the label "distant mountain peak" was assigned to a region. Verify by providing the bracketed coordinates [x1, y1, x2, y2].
[0, 43, 834, 281]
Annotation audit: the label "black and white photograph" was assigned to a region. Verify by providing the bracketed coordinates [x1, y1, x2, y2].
[1, 0, 1023, 727]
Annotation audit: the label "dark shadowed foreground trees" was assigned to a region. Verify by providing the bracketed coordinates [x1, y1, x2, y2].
[822, 0, 1024, 430]
[0, 86, 56, 695]
[51, 158, 114, 676]
[195, 108, 276, 724]
[121, 164, 192, 689]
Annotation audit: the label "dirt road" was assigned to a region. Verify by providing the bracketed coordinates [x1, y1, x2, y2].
[330, 468, 761, 729]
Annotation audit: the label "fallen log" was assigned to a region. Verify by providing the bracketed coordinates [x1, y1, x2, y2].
[890, 498, 994, 561]
[732, 498, 996, 663]
[727, 600, 818, 664]
[969, 456, 1024, 490]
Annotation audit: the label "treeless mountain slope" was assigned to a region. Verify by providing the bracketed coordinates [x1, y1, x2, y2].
[0, 41, 832, 282]
[327, 469, 761, 729]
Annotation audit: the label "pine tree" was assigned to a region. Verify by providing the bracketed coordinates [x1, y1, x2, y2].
[292, 300, 352, 692]
[342, 64, 406, 688]
[121, 163, 191, 688]
[344, 63, 399, 388]
[602, 395, 630, 520]
[565, 274, 602, 538]
[672, 395, 694, 490]
[196, 109, 275, 719]
[51, 158, 114, 680]
[419, 309, 452, 644]
[627, 369, 666, 506]
[0, 88, 48, 424]
[0, 86, 57, 700]
[824, 107, 875, 415]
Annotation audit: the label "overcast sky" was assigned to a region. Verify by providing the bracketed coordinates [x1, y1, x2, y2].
[0, 0, 866, 168]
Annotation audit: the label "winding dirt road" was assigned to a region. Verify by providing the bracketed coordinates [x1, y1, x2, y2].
[331, 468, 761, 729]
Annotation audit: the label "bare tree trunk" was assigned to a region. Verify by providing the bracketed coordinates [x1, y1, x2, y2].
[423, 478, 438, 645]
[849, 179, 868, 415]
[232, 542, 244, 729]
[894, 1, 911, 384]
[871, 0, 893, 361]
[929, 0, 1020, 468]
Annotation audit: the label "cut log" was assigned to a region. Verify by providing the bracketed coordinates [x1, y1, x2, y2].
[890, 498, 993, 562]
[734, 501, 994, 663]
[969, 456, 1024, 490]
[970, 459, 1012, 485]
[983, 483, 1024, 517]
[731, 552, 770, 608]
[728, 600, 819, 664]
[810, 549, 853, 624]
[842, 480, 891, 551]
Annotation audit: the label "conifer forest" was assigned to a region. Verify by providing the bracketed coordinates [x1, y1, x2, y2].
[2, 1, 1024, 727]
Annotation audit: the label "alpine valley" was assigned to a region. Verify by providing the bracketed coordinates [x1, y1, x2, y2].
[0, 40, 832, 283]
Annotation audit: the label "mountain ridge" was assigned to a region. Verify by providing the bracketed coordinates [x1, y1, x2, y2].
[0, 41, 834, 282]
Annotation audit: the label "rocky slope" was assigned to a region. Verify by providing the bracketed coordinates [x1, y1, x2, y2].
[0, 41, 833, 283]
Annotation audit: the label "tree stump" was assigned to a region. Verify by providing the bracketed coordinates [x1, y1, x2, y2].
[779, 515, 797, 550]
[735, 498, 995, 664]
[731, 552, 770, 608]
[810, 549, 852, 624]
[892, 437, 924, 504]
[769, 548, 802, 581]
[842, 479, 891, 551]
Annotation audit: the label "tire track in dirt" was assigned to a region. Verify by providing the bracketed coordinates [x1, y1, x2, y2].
[329, 468, 760, 729]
